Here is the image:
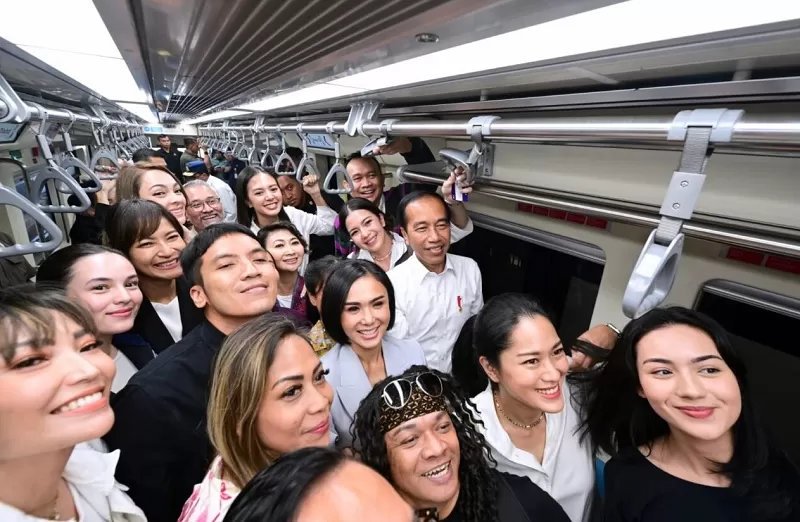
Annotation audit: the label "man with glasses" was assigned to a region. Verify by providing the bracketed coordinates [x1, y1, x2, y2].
[185, 159, 237, 223]
[184, 180, 225, 232]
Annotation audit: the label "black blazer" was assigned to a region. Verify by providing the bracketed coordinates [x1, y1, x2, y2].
[112, 332, 156, 369]
[131, 276, 204, 354]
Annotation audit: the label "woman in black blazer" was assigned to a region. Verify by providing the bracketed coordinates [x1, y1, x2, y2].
[106, 200, 203, 354]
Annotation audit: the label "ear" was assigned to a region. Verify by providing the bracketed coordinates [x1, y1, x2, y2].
[379, 214, 386, 229]
[189, 285, 208, 309]
[401, 227, 409, 245]
[479, 356, 501, 384]
[308, 291, 319, 308]
[637, 386, 646, 399]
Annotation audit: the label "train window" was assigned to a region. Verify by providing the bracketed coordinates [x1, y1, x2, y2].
[449, 213, 605, 345]
[695, 280, 800, 466]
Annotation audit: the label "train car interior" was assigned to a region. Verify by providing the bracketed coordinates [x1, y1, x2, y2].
[1, 0, 799, 474]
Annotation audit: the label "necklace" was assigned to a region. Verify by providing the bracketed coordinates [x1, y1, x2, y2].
[493, 391, 544, 429]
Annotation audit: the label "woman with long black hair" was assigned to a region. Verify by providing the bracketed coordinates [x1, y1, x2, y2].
[351, 365, 570, 522]
[578, 306, 800, 522]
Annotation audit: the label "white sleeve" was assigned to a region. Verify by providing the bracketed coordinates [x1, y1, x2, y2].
[387, 270, 411, 339]
[286, 205, 336, 237]
[450, 217, 474, 244]
[220, 183, 237, 223]
[471, 262, 484, 314]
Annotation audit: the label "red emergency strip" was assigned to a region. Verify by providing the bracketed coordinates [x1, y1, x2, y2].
[517, 203, 609, 230]
[726, 247, 800, 275]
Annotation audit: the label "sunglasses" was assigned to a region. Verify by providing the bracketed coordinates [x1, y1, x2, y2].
[382, 372, 443, 410]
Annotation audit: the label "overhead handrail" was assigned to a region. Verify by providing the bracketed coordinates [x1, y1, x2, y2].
[56, 109, 103, 193]
[274, 127, 297, 176]
[622, 109, 744, 319]
[88, 117, 121, 179]
[323, 123, 353, 195]
[293, 125, 320, 182]
[0, 186, 63, 257]
[28, 103, 91, 213]
[247, 126, 259, 165]
[438, 116, 499, 202]
[360, 118, 400, 157]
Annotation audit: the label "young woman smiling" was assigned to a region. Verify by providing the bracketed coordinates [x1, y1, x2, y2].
[579, 307, 800, 522]
[36, 244, 153, 392]
[115, 163, 192, 238]
[337, 198, 411, 272]
[236, 166, 335, 275]
[258, 223, 309, 321]
[179, 313, 334, 521]
[0, 286, 145, 521]
[105, 200, 204, 354]
[319, 259, 426, 448]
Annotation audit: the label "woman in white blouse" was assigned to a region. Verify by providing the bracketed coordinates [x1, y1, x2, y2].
[0, 285, 145, 521]
[235, 166, 335, 275]
[338, 198, 411, 272]
[452, 293, 618, 522]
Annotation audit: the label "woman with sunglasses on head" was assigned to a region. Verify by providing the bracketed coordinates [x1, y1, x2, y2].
[106, 199, 204, 354]
[178, 313, 334, 522]
[236, 166, 335, 275]
[336, 198, 412, 272]
[452, 293, 619, 522]
[0, 285, 146, 521]
[36, 244, 154, 392]
[257, 222, 309, 321]
[319, 259, 426, 448]
[578, 307, 800, 522]
[352, 365, 570, 522]
[304, 256, 339, 357]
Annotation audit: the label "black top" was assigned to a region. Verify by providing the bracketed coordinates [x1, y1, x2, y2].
[153, 146, 183, 179]
[130, 276, 205, 354]
[442, 470, 570, 522]
[68, 214, 103, 245]
[603, 449, 800, 522]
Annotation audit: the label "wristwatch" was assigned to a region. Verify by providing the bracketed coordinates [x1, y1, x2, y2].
[606, 323, 621, 337]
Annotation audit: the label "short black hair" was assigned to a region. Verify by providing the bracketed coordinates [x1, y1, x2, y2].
[345, 151, 383, 177]
[157, 134, 169, 140]
[320, 259, 395, 346]
[36, 244, 125, 287]
[256, 222, 308, 254]
[396, 190, 451, 230]
[224, 447, 348, 522]
[184, 137, 197, 147]
[304, 255, 338, 295]
[132, 148, 157, 163]
[284, 146, 303, 164]
[179, 222, 258, 287]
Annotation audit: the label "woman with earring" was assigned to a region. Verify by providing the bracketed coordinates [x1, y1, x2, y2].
[257, 222, 310, 321]
[337, 198, 412, 272]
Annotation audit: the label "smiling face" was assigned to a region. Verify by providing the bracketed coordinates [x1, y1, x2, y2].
[385, 410, 460, 514]
[637, 324, 742, 443]
[346, 158, 384, 204]
[185, 184, 223, 232]
[189, 233, 279, 323]
[401, 196, 450, 272]
[0, 312, 116, 460]
[340, 275, 391, 352]
[345, 209, 388, 254]
[65, 253, 142, 337]
[127, 218, 186, 282]
[256, 334, 333, 454]
[264, 229, 305, 274]
[138, 169, 187, 224]
[482, 314, 569, 414]
[246, 172, 283, 224]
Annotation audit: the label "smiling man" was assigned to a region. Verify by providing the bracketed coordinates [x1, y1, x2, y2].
[184, 180, 224, 232]
[104, 223, 286, 522]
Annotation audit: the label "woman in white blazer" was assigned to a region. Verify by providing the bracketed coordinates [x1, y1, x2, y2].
[319, 259, 426, 448]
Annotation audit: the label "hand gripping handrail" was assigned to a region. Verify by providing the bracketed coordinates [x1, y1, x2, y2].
[359, 119, 400, 157]
[274, 127, 297, 176]
[438, 116, 499, 202]
[622, 109, 744, 319]
[0, 186, 63, 257]
[28, 103, 91, 213]
[57, 109, 103, 193]
[323, 125, 354, 195]
[293, 125, 320, 181]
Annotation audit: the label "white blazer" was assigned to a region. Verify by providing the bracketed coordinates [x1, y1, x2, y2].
[321, 335, 426, 448]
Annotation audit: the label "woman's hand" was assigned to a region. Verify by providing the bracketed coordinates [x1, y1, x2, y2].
[442, 166, 473, 205]
[302, 174, 322, 196]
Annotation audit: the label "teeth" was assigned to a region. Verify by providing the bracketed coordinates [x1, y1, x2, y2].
[359, 327, 378, 336]
[154, 260, 178, 268]
[537, 386, 559, 396]
[54, 392, 102, 414]
[422, 463, 449, 478]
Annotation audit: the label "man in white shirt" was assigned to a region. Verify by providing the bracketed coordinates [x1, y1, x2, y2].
[388, 191, 483, 372]
[185, 159, 237, 223]
[184, 180, 225, 232]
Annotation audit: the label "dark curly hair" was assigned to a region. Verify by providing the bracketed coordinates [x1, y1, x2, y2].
[351, 365, 499, 522]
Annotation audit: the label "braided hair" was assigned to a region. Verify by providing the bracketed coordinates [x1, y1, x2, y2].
[351, 365, 499, 522]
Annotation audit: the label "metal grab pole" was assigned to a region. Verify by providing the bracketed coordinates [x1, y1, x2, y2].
[396, 168, 800, 259]
[25, 103, 135, 128]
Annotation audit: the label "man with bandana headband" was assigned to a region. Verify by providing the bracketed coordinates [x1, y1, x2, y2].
[352, 365, 570, 522]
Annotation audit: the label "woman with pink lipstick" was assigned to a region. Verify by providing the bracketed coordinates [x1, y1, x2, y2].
[257, 222, 310, 321]
[106, 200, 204, 354]
[179, 313, 334, 522]
[319, 259, 426, 448]
[115, 163, 192, 239]
[236, 166, 336, 275]
[36, 244, 153, 392]
[0, 285, 146, 521]
[579, 307, 800, 522]
[338, 198, 412, 272]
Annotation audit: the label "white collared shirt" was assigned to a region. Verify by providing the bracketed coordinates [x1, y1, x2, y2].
[472, 384, 595, 522]
[388, 253, 483, 372]
[0, 443, 147, 522]
[349, 232, 409, 268]
[206, 175, 237, 223]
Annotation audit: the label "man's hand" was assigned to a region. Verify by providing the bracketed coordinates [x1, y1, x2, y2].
[442, 166, 474, 205]
[570, 324, 619, 371]
[373, 137, 413, 156]
[302, 174, 322, 196]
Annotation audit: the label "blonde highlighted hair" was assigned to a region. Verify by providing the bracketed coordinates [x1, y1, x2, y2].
[207, 313, 313, 488]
